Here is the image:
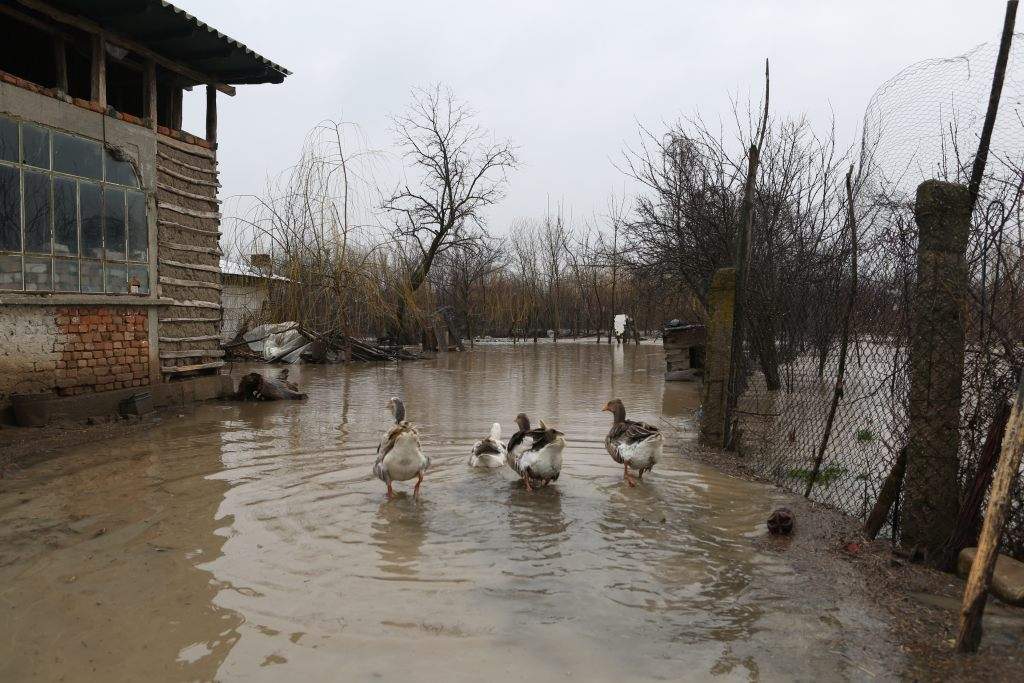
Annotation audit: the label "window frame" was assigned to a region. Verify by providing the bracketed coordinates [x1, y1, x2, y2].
[0, 113, 151, 296]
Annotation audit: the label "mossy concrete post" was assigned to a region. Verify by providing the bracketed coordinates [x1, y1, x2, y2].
[700, 267, 736, 447]
[901, 180, 971, 559]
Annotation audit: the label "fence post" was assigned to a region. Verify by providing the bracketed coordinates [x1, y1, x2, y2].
[700, 267, 736, 447]
[901, 180, 971, 560]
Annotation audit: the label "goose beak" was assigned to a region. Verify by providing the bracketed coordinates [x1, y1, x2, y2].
[601, 402, 611, 412]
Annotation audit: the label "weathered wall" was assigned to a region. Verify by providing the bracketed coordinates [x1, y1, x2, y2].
[221, 279, 267, 342]
[155, 137, 224, 376]
[0, 306, 149, 403]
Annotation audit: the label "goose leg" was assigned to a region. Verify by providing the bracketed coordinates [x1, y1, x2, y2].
[386, 480, 395, 499]
[414, 472, 423, 498]
[623, 464, 637, 487]
[522, 472, 534, 492]
[637, 468, 645, 481]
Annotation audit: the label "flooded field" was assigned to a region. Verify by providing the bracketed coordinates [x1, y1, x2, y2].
[0, 343, 901, 681]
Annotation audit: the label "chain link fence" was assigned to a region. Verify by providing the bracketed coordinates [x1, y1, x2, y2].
[731, 36, 1024, 559]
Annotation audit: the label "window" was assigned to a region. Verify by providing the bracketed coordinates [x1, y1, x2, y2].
[0, 114, 149, 294]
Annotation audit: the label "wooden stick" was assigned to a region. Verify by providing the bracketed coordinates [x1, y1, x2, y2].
[864, 448, 908, 540]
[145, 59, 157, 131]
[206, 84, 217, 145]
[53, 35, 67, 92]
[90, 33, 106, 108]
[939, 400, 1013, 570]
[956, 374, 1024, 653]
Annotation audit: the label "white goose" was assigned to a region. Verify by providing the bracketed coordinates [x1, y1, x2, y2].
[373, 397, 430, 498]
[505, 414, 565, 491]
[470, 422, 507, 468]
[603, 398, 662, 487]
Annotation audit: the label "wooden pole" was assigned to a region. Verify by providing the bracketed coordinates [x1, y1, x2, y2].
[205, 85, 217, 145]
[806, 166, 859, 496]
[90, 33, 106, 108]
[145, 60, 158, 131]
[968, 0, 1018, 210]
[864, 448, 908, 540]
[53, 35, 68, 93]
[956, 374, 1024, 653]
[171, 87, 183, 131]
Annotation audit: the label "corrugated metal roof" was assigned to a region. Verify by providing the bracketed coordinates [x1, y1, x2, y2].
[41, 0, 290, 85]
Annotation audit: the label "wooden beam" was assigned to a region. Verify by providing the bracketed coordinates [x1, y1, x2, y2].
[205, 85, 217, 145]
[161, 360, 225, 374]
[53, 35, 68, 92]
[144, 59, 158, 130]
[90, 33, 106, 107]
[15, 0, 236, 96]
[171, 86, 183, 130]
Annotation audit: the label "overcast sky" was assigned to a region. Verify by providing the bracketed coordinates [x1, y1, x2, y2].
[172, 1, 1008, 239]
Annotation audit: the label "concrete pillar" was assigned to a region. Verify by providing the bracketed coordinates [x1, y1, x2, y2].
[700, 267, 736, 447]
[901, 180, 971, 559]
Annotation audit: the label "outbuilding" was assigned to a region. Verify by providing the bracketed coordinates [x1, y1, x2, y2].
[0, 0, 289, 422]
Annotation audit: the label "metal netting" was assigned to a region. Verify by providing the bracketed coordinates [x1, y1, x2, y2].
[733, 36, 1024, 556]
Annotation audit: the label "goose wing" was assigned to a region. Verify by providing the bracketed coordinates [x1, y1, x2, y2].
[473, 438, 503, 456]
[610, 419, 660, 445]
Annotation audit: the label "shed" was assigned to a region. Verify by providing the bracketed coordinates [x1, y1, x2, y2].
[663, 320, 706, 381]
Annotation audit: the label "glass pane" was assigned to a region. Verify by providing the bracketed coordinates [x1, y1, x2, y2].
[21, 125, 49, 169]
[105, 261, 127, 293]
[104, 187, 125, 260]
[128, 264, 150, 294]
[0, 165, 19, 251]
[80, 182, 102, 258]
[53, 132, 101, 180]
[127, 190, 147, 261]
[24, 256, 51, 291]
[54, 177, 77, 255]
[105, 149, 138, 187]
[81, 259, 103, 293]
[0, 116, 16, 163]
[23, 170, 51, 254]
[54, 258, 79, 292]
[0, 254, 21, 290]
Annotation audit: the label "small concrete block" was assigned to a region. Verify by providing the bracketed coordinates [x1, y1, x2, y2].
[958, 547, 1024, 605]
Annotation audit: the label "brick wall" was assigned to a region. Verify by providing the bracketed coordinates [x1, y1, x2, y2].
[54, 307, 151, 396]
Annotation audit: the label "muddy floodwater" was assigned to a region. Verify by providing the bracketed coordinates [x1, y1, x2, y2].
[0, 343, 901, 681]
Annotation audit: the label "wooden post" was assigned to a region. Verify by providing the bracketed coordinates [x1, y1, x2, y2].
[145, 60, 158, 131]
[205, 84, 217, 145]
[956, 375, 1024, 653]
[901, 180, 971, 561]
[53, 36, 68, 93]
[864, 448, 908, 540]
[90, 33, 106, 107]
[700, 267, 736, 447]
[171, 87, 183, 130]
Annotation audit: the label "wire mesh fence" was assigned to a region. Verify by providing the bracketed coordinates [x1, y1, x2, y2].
[731, 36, 1024, 559]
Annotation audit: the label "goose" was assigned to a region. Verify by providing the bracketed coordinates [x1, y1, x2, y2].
[506, 417, 565, 491]
[470, 422, 507, 468]
[373, 397, 430, 498]
[603, 398, 662, 487]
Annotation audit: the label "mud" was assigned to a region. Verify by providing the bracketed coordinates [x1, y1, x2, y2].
[0, 343, 1016, 680]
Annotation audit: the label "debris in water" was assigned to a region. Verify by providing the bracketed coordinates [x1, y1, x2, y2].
[767, 507, 794, 535]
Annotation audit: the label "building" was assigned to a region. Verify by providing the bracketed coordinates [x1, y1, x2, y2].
[219, 256, 289, 343]
[0, 0, 289, 421]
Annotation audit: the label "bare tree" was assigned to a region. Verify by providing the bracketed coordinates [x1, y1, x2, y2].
[383, 85, 518, 337]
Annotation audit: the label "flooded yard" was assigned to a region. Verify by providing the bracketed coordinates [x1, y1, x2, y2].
[0, 343, 903, 681]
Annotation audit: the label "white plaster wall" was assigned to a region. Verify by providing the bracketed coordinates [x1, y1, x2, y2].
[221, 282, 268, 342]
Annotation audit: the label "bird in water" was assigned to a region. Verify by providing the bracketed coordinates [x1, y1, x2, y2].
[373, 397, 430, 499]
[470, 422, 507, 468]
[602, 398, 663, 487]
[505, 414, 565, 491]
